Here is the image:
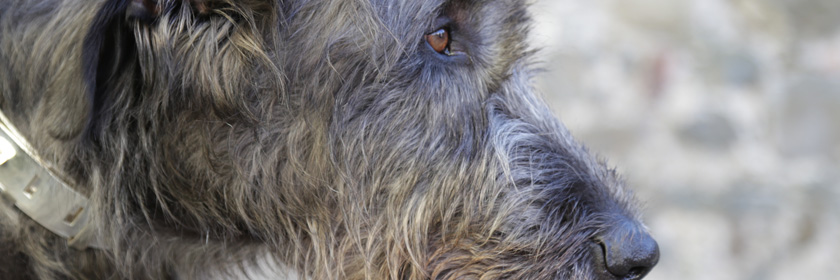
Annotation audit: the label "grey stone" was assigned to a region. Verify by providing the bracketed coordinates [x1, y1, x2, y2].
[775, 76, 840, 157]
[771, 0, 840, 39]
[677, 112, 738, 151]
[722, 52, 761, 87]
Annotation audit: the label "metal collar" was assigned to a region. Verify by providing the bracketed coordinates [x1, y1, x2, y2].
[0, 110, 104, 250]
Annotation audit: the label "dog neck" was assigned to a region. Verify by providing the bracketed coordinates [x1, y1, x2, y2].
[0, 110, 103, 250]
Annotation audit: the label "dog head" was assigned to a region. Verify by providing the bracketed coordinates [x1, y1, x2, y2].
[78, 0, 659, 278]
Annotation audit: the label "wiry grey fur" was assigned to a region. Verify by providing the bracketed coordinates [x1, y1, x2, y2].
[0, 0, 648, 279]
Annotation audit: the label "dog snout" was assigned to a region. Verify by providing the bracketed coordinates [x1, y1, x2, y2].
[591, 219, 659, 280]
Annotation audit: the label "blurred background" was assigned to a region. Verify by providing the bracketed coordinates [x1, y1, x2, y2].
[529, 0, 840, 279]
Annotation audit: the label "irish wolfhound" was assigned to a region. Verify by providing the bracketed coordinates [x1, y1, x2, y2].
[0, 0, 659, 279]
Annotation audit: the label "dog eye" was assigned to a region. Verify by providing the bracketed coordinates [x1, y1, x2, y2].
[425, 28, 450, 55]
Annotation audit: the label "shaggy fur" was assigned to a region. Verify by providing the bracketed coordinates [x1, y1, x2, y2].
[0, 0, 653, 279]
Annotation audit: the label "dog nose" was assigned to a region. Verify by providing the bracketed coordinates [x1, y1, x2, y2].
[594, 222, 660, 280]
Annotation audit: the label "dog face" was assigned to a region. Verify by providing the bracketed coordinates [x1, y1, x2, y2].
[0, 0, 657, 278]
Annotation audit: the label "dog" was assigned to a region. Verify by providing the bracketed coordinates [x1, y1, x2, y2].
[0, 0, 659, 279]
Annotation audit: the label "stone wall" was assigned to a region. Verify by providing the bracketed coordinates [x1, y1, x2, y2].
[530, 1, 840, 279]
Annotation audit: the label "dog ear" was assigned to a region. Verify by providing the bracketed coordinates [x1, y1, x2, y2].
[82, 0, 141, 141]
[81, 0, 269, 140]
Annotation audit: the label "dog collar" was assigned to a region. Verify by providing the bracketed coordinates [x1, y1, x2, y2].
[0, 110, 104, 250]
